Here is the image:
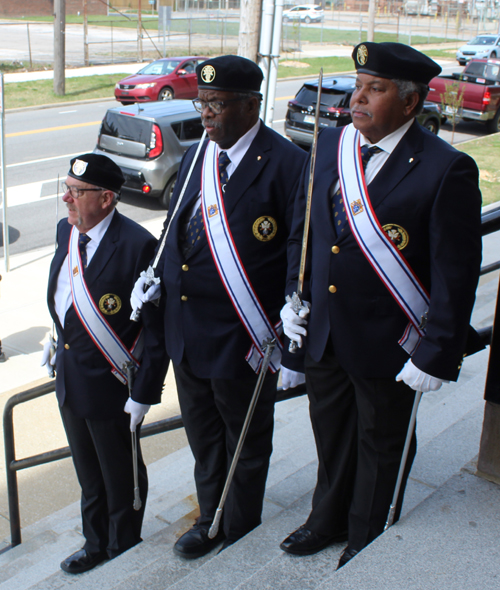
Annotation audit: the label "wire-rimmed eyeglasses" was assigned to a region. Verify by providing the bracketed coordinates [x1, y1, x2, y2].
[62, 182, 104, 199]
[192, 97, 247, 115]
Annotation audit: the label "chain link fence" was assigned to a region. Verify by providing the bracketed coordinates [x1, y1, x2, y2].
[0, 8, 499, 68]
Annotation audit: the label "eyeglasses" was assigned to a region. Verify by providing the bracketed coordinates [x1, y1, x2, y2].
[62, 182, 104, 199]
[192, 97, 247, 115]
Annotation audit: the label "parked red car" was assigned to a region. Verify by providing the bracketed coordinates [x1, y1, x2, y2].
[114, 56, 207, 104]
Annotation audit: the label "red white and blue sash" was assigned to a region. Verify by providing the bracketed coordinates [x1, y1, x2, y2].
[338, 124, 429, 355]
[68, 226, 142, 384]
[201, 140, 283, 373]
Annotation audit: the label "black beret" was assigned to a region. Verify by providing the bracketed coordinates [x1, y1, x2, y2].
[196, 55, 263, 94]
[68, 153, 125, 194]
[352, 42, 442, 85]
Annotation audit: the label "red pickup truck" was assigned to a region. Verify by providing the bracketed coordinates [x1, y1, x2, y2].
[426, 58, 500, 133]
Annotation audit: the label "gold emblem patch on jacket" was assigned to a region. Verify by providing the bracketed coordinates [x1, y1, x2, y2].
[382, 224, 409, 250]
[99, 293, 122, 315]
[253, 216, 277, 241]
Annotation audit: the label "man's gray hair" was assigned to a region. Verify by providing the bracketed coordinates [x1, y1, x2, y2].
[392, 79, 429, 115]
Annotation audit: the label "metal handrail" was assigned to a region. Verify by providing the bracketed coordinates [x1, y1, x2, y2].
[2, 379, 306, 552]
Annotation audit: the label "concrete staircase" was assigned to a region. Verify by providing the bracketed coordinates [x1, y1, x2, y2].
[0, 273, 497, 589]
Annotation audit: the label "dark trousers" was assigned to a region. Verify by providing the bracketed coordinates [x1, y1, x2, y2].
[305, 339, 417, 551]
[60, 404, 147, 558]
[174, 359, 279, 543]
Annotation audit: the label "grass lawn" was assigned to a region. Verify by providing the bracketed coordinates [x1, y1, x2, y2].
[278, 56, 354, 78]
[3, 75, 123, 109]
[457, 134, 500, 207]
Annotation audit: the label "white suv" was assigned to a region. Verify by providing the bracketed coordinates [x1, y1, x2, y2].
[282, 4, 324, 23]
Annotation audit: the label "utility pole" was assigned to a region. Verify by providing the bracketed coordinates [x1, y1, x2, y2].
[83, 0, 89, 67]
[238, 0, 262, 61]
[367, 0, 376, 42]
[54, 0, 65, 96]
[138, 0, 143, 63]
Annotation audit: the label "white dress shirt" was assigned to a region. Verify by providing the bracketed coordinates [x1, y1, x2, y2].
[185, 119, 262, 223]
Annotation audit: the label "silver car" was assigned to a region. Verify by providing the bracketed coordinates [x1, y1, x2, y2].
[456, 34, 500, 66]
[94, 100, 204, 209]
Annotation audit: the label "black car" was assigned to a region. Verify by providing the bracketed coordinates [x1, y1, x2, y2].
[285, 75, 443, 149]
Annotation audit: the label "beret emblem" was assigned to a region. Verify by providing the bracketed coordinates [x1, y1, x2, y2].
[72, 159, 88, 176]
[201, 65, 216, 84]
[357, 44, 368, 66]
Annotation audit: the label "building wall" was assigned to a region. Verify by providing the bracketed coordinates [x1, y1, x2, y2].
[0, 0, 107, 17]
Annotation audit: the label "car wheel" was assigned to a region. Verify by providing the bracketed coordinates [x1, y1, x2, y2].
[120, 101, 132, 105]
[160, 174, 177, 209]
[491, 51, 498, 58]
[304, 16, 311, 23]
[458, 60, 466, 66]
[423, 117, 439, 135]
[158, 87, 174, 101]
[486, 108, 500, 134]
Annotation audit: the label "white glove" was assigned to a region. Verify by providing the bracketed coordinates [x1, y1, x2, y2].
[281, 367, 306, 390]
[41, 338, 57, 377]
[130, 271, 162, 316]
[280, 300, 311, 348]
[396, 359, 449, 393]
[124, 398, 151, 432]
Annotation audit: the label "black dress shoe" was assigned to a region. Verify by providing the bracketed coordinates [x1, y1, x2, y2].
[60, 548, 108, 574]
[280, 525, 348, 556]
[173, 523, 225, 559]
[337, 546, 359, 569]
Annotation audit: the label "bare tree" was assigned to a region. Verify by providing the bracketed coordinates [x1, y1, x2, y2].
[440, 81, 465, 145]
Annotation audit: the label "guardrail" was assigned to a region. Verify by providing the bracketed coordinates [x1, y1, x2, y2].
[4, 205, 500, 553]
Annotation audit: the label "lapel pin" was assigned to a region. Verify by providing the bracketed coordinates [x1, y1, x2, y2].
[409, 158, 414, 163]
[257, 156, 262, 161]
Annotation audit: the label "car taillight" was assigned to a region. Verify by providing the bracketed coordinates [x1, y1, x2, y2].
[148, 123, 163, 159]
[327, 107, 348, 116]
[288, 99, 298, 107]
[483, 89, 491, 105]
[119, 111, 135, 116]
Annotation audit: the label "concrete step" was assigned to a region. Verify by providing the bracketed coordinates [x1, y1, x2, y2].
[315, 468, 500, 590]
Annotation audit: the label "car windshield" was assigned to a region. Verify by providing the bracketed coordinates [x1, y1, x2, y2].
[469, 36, 495, 45]
[137, 60, 181, 76]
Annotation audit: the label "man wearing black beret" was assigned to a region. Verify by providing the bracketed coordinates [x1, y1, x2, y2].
[45, 153, 169, 573]
[132, 55, 307, 558]
[280, 42, 483, 566]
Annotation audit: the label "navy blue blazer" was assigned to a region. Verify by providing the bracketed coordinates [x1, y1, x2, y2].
[286, 121, 483, 381]
[155, 122, 307, 379]
[47, 211, 169, 420]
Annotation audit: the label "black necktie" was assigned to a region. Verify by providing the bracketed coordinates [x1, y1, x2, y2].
[218, 150, 231, 193]
[183, 151, 231, 256]
[78, 233, 91, 270]
[331, 145, 382, 234]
